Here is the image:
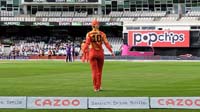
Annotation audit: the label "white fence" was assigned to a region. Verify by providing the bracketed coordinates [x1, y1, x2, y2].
[1, 96, 200, 109]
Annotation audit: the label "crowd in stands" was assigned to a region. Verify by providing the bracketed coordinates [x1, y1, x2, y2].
[0, 44, 2, 56]
[0, 37, 81, 57]
[0, 36, 123, 57]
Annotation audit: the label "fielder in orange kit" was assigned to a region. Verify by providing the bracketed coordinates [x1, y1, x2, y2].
[81, 40, 89, 63]
[83, 19, 115, 92]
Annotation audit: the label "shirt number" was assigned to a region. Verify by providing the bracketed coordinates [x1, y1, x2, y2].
[91, 34, 102, 42]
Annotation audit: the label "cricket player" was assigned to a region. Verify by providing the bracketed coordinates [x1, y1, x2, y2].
[81, 40, 89, 63]
[83, 19, 115, 92]
[71, 43, 75, 62]
[66, 44, 72, 62]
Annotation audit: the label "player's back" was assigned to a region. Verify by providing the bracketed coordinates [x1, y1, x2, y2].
[87, 30, 107, 51]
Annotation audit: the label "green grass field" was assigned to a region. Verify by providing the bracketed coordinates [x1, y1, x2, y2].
[0, 60, 200, 112]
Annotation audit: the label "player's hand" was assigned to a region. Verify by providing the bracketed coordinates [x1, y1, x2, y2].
[111, 52, 115, 57]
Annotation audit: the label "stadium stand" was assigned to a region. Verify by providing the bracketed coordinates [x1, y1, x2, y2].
[1, 17, 25, 22]
[179, 17, 199, 22]
[0, 44, 2, 56]
[120, 11, 166, 18]
[186, 10, 200, 17]
[109, 11, 123, 17]
[136, 17, 155, 22]
[49, 11, 62, 17]
[72, 17, 94, 22]
[1, 36, 80, 57]
[74, 12, 88, 17]
[190, 31, 200, 47]
[48, 18, 72, 22]
[159, 17, 178, 22]
[141, 11, 166, 17]
[35, 11, 87, 18]
[116, 18, 133, 22]
[0, 10, 168, 23]
[1, 0, 200, 57]
[122, 11, 141, 17]
[62, 12, 75, 17]
[36, 11, 49, 17]
[0, 36, 122, 57]
[97, 17, 110, 22]
[24, 17, 36, 22]
[36, 17, 48, 22]
[0, 11, 14, 17]
[103, 37, 123, 55]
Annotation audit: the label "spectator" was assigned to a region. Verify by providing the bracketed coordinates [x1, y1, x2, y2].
[48, 49, 52, 59]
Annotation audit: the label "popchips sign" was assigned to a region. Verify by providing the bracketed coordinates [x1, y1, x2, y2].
[128, 30, 190, 47]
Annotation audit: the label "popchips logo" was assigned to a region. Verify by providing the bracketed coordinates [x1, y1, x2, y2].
[134, 32, 184, 46]
[128, 30, 190, 47]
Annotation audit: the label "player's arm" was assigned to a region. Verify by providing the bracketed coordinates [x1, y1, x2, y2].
[83, 33, 90, 52]
[102, 33, 115, 57]
[80, 43, 83, 52]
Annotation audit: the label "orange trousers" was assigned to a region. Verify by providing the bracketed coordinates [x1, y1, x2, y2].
[89, 49, 104, 90]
